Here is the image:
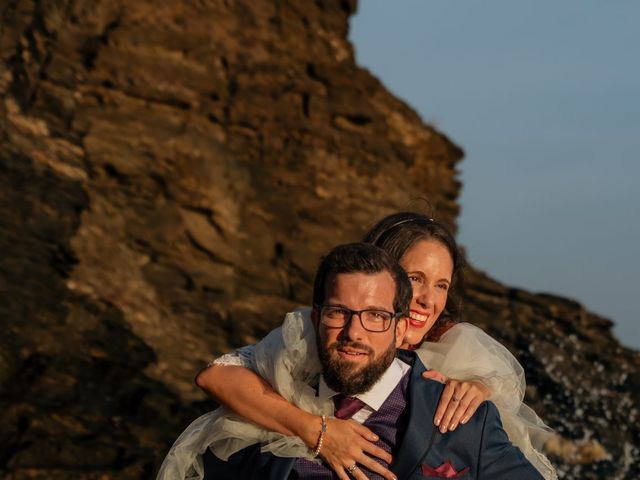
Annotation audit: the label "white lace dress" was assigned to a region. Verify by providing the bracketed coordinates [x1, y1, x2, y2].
[156, 308, 557, 480]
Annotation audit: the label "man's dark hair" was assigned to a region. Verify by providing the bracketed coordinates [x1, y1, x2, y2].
[312, 242, 411, 315]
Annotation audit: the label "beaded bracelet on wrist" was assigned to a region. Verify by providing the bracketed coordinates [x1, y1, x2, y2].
[311, 415, 327, 457]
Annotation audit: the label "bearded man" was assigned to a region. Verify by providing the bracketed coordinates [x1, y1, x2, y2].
[198, 242, 542, 479]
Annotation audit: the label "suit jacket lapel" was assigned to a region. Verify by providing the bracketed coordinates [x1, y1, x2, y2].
[391, 351, 441, 480]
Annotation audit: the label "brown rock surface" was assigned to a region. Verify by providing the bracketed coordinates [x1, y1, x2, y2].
[0, 1, 637, 479]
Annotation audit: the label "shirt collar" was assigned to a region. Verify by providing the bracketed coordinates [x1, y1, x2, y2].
[318, 357, 410, 412]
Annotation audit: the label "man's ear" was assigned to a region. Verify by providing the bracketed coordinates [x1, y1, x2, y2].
[394, 317, 408, 348]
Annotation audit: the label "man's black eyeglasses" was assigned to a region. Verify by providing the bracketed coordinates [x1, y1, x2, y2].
[315, 305, 403, 332]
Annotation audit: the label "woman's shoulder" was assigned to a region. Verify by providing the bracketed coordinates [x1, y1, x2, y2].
[442, 321, 492, 338]
[417, 322, 523, 376]
[435, 322, 502, 349]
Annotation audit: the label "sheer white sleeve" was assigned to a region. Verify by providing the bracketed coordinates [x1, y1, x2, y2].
[208, 344, 256, 368]
[416, 322, 557, 480]
[156, 308, 331, 480]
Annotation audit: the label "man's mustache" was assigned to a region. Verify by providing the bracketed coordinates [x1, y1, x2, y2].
[329, 340, 374, 356]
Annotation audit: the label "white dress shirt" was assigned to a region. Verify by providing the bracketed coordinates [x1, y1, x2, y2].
[318, 357, 411, 423]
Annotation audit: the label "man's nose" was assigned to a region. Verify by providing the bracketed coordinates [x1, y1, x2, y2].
[341, 313, 365, 340]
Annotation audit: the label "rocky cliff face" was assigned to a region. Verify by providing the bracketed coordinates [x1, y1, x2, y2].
[1, 1, 637, 479]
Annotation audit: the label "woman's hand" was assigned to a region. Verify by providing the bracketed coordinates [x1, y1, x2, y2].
[317, 417, 396, 480]
[422, 370, 491, 433]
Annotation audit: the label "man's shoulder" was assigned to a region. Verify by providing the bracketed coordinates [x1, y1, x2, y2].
[399, 349, 444, 394]
[400, 348, 500, 428]
[397, 348, 428, 379]
[400, 350, 448, 418]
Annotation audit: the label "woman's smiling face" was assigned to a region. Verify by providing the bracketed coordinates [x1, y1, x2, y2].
[399, 239, 454, 347]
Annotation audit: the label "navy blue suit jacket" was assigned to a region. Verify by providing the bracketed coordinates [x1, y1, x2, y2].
[202, 350, 543, 479]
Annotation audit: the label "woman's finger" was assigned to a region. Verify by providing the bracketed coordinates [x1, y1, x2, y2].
[458, 382, 490, 424]
[343, 421, 389, 462]
[434, 380, 492, 432]
[434, 380, 456, 427]
[447, 391, 475, 431]
[353, 422, 380, 442]
[361, 440, 393, 465]
[332, 464, 350, 480]
[439, 382, 470, 432]
[460, 396, 484, 424]
[352, 465, 369, 480]
[422, 369, 448, 384]
[342, 463, 360, 480]
[356, 455, 396, 480]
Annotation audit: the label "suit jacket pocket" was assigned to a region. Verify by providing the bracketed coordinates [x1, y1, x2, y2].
[420, 461, 471, 478]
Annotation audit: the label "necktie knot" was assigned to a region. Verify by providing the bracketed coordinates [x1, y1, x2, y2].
[333, 395, 365, 419]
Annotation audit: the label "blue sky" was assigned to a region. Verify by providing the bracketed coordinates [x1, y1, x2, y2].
[350, 1, 640, 349]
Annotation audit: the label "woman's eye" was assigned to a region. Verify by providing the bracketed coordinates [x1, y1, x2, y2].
[408, 275, 421, 283]
[437, 283, 449, 291]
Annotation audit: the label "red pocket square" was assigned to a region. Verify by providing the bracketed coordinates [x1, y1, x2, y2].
[421, 460, 470, 478]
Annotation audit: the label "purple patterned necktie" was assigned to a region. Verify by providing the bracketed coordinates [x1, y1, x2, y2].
[333, 395, 366, 419]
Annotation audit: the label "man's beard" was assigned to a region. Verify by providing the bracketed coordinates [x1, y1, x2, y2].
[317, 336, 397, 396]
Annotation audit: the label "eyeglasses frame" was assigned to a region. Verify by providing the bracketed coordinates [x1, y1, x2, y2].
[313, 304, 405, 333]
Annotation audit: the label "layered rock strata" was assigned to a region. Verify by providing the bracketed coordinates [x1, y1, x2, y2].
[1, 1, 637, 479]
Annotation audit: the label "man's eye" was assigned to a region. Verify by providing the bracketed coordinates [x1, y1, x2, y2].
[327, 308, 347, 318]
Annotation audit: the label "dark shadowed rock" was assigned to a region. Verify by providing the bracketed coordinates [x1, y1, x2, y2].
[1, 1, 637, 479]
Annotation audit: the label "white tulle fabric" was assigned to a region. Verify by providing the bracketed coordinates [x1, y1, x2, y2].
[157, 310, 556, 480]
[416, 323, 557, 480]
[156, 310, 331, 480]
